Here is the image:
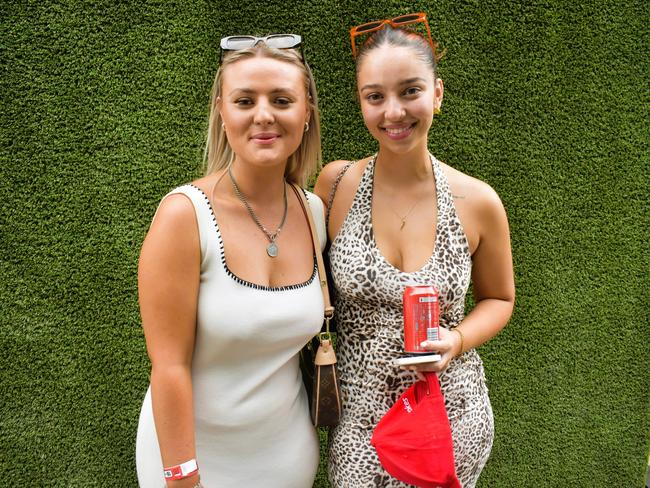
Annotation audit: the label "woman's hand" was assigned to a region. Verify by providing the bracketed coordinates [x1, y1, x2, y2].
[400, 327, 462, 380]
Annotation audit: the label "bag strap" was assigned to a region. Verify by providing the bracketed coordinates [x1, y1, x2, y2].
[325, 161, 355, 230]
[289, 184, 335, 333]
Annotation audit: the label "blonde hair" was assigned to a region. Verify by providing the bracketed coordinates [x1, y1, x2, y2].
[203, 44, 322, 186]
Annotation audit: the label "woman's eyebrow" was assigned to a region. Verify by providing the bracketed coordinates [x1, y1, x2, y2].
[228, 87, 299, 96]
[360, 77, 427, 92]
[400, 77, 427, 84]
[359, 83, 382, 91]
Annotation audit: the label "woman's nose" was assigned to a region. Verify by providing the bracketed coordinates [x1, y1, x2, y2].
[385, 97, 405, 121]
[253, 100, 274, 125]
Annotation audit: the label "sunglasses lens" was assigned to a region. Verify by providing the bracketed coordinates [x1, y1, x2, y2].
[223, 36, 256, 50]
[265, 34, 301, 49]
[393, 14, 421, 24]
[355, 21, 383, 33]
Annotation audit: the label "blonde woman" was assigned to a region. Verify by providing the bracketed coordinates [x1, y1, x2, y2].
[136, 35, 325, 488]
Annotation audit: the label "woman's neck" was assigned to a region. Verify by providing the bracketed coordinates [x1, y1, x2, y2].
[226, 158, 288, 204]
[374, 144, 432, 187]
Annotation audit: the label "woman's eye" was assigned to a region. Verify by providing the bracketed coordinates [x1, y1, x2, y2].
[274, 97, 292, 106]
[235, 98, 253, 106]
[366, 93, 383, 102]
[404, 87, 421, 96]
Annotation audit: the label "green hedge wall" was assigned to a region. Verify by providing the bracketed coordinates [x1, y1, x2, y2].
[1, 1, 647, 486]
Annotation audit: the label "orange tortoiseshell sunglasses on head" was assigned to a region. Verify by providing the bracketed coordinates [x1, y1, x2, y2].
[349, 12, 435, 58]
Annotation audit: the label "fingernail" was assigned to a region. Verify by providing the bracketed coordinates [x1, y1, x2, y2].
[420, 341, 428, 347]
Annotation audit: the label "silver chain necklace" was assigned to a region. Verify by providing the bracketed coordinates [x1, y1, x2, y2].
[228, 166, 288, 258]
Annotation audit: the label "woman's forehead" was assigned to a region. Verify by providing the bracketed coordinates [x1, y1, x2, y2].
[223, 55, 303, 80]
[357, 45, 433, 82]
[222, 55, 305, 91]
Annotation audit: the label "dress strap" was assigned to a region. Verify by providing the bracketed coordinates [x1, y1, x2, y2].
[428, 154, 453, 225]
[428, 154, 470, 259]
[325, 161, 355, 230]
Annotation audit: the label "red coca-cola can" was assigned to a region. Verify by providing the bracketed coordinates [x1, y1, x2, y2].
[403, 286, 440, 355]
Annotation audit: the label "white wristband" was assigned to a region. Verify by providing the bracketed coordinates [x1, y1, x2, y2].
[163, 458, 199, 480]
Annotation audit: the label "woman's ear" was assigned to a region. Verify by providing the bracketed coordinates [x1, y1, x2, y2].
[434, 78, 444, 112]
[216, 96, 227, 131]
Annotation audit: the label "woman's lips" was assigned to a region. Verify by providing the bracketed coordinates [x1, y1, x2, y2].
[382, 123, 416, 141]
[251, 133, 280, 145]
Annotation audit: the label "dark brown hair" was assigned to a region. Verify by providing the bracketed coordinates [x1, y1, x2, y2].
[355, 25, 443, 79]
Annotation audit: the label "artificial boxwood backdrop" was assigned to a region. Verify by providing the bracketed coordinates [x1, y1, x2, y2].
[1, 1, 647, 486]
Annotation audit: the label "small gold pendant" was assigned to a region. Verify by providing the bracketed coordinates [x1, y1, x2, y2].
[400, 220, 406, 230]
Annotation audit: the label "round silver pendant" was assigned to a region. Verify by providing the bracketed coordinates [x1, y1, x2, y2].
[266, 242, 278, 258]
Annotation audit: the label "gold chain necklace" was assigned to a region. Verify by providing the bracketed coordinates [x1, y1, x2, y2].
[390, 199, 420, 230]
[373, 154, 433, 231]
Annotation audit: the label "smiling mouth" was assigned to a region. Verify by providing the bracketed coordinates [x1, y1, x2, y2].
[251, 133, 280, 144]
[382, 123, 416, 138]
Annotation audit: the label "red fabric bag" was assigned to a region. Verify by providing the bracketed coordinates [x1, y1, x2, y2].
[371, 373, 461, 488]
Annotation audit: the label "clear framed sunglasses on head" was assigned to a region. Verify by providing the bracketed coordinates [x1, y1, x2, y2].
[349, 12, 435, 57]
[220, 34, 303, 61]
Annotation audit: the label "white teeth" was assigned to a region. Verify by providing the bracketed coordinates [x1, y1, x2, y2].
[385, 126, 410, 135]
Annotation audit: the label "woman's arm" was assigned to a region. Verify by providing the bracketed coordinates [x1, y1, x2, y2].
[454, 184, 515, 350]
[417, 183, 515, 373]
[139, 194, 202, 488]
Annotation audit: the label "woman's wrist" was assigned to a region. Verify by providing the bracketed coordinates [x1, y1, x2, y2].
[166, 475, 202, 488]
[164, 458, 201, 488]
[451, 328, 464, 357]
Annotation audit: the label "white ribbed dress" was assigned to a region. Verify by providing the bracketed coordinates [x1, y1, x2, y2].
[136, 184, 324, 488]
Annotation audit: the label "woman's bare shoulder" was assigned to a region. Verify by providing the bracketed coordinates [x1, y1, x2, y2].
[314, 157, 372, 203]
[142, 180, 215, 253]
[441, 162, 505, 215]
[313, 160, 353, 203]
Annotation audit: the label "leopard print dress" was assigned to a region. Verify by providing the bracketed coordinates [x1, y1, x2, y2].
[327, 155, 494, 488]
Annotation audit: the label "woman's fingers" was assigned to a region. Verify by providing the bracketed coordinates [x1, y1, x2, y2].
[420, 340, 441, 352]
[421, 328, 463, 357]
[398, 329, 461, 376]
[416, 358, 448, 373]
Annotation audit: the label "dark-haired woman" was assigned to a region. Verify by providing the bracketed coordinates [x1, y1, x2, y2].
[314, 17, 515, 487]
[136, 35, 325, 488]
